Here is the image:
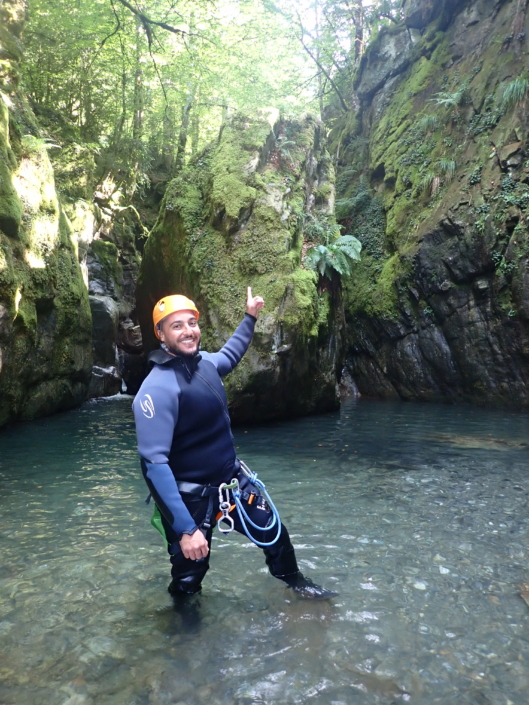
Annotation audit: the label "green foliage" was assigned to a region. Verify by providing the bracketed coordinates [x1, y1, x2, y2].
[276, 138, 297, 163]
[437, 159, 456, 181]
[417, 159, 455, 194]
[493, 175, 529, 209]
[21, 0, 317, 189]
[501, 77, 529, 109]
[418, 171, 436, 194]
[430, 84, 468, 108]
[492, 250, 517, 275]
[305, 234, 362, 278]
[303, 213, 341, 242]
[336, 180, 386, 259]
[21, 134, 60, 156]
[468, 165, 483, 185]
[417, 115, 438, 134]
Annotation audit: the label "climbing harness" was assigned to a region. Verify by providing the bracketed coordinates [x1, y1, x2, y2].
[217, 460, 282, 548]
[146, 460, 282, 548]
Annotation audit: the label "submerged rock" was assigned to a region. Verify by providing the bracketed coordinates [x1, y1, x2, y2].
[137, 112, 341, 422]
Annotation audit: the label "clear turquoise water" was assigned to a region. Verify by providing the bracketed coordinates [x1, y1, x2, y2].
[1, 396, 529, 705]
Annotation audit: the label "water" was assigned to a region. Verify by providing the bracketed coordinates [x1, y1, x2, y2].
[1, 397, 529, 705]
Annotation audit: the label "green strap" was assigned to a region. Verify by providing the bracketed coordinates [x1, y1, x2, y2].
[150, 505, 168, 548]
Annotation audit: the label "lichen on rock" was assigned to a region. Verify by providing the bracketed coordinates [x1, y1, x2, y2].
[137, 111, 341, 422]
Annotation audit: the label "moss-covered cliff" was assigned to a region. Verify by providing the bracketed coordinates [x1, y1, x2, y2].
[0, 0, 93, 425]
[137, 112, 341, 422]
[333, 0, 529, 406]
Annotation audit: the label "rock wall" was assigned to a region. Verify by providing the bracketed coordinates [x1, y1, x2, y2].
[32, 101, 147, 399]
[0, 0, 92, 425]
[137, 112, 342, 422]
[333, 0, 529, 406]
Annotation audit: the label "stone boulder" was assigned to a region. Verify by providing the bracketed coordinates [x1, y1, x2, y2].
[136, 112, 342, 422]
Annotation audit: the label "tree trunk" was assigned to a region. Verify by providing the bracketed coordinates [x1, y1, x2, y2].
[174, 95, 193, 171]
[132, 19, 144, 143]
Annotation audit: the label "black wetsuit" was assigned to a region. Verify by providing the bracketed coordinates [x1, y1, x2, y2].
[132, 314, 298, 594]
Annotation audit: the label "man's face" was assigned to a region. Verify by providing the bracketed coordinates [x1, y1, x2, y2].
[158, 310, 201, 357]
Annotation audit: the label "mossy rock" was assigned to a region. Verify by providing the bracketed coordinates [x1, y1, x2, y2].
[137, 113, 341, 422]
[0, 18, 93, 426]
[333, 0, 529, 406]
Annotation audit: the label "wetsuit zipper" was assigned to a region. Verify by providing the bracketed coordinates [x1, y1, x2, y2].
[195, 371, 232, 430]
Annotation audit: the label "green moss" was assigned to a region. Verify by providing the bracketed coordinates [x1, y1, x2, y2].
[280, 268, 319, 335]
[137, 112, 340, 420]
[344, 253, 402, 320]
[90, 239, 122, 285]
[210, 115, 271, 220]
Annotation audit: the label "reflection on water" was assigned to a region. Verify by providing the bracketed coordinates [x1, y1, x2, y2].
[1, 396, 529, 704]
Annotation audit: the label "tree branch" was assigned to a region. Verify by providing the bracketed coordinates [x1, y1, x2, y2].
[295, 13, 349, 112]
[101, 1, 122, 47]
[114, 0, 188, 47]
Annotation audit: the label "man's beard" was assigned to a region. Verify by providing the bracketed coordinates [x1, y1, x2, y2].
[165, 340, 201, 358]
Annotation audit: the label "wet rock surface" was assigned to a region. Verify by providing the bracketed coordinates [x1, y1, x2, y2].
[1, 397, 529, 704]
[333, 0, 529, 407]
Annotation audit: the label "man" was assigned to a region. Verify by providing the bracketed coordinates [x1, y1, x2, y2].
[133, 288, 337, 599]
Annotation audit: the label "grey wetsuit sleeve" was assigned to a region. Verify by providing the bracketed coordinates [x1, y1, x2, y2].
[133, 376, 197, 536]
[206, 313, 256, 377]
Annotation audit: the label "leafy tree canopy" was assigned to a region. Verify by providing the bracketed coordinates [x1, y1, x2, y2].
[21, 0, 401, 192]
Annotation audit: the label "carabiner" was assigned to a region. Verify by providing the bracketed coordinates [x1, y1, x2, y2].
[217, 513, 235, 534]
[217, 481, 238, 534]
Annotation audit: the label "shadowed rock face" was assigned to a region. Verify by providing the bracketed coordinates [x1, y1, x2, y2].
[137, 113, 342, 422]
[0, 0, 92, 425]
[332, 0, 529, 407]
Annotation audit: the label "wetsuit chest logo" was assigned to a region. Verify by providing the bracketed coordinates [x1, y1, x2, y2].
[140, 394, 155, 418]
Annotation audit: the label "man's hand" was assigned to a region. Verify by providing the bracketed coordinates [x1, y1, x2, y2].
[180, 529, 209, 560]
[246, 287, 264, 319]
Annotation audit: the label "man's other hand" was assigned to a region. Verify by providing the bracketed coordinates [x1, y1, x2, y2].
[246, 287, 264, 318]
[180, 529, 209, 560]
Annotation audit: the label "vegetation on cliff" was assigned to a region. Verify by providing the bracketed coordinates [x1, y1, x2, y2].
[137, 111, 341, 420]
[0, 0, 92, 425]
[330, 0, 529, 405]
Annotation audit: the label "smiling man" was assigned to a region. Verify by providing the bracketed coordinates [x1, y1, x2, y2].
[132, 289, 337, 600]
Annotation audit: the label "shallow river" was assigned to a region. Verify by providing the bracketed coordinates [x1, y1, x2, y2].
[1, 397, 529, 705]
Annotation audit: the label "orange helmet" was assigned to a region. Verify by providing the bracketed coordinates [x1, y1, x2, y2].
[153, 295, 200, 338]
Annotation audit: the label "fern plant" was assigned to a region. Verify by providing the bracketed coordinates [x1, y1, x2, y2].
[303, 214, 341, 242]
[430, 84, 468, 108]
[305, 234, 362, 279]
[276, 138, 296, 163]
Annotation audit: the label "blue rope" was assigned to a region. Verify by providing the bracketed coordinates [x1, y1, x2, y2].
[232, 471, 282, 547]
